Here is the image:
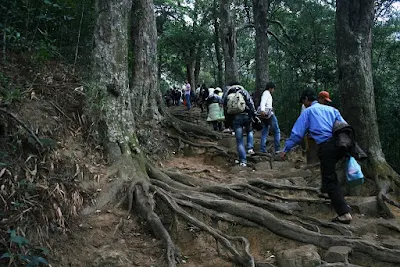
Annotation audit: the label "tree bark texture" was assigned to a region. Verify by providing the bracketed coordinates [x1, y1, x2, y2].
[194, 45, 202, 87]
[132, 0, 160, 117]
[213, 0, 224, 88]
[336, 0, 384, 161]
[252, 0, 270, 107]
[92, 0, 135, 144]
[186, 60, 195, 91]
[220, 0, 239, 85]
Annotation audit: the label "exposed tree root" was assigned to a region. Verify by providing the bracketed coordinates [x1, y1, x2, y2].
[368, 156, 400, 218]
[154, 187, 255, 267]
[173, 194, 400, 263]
[248, 178, 320, 194]
[382, 193, 400, 209]
[174, 198, 260, 228]
[232, 183, 330, 204]
[86, 116, 400, 266]
[87, 152, 400, 266]
[167, 112, 221, 140]
[295, 214, 353, 237]
[0, 107, 44, 149]
[133, 182, 180, 267]
[200, 185, 295, 214]
[168, 134, 233, 158]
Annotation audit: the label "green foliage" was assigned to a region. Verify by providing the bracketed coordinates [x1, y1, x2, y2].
[373, 12, 400, 170]
[1, 0, 95, 64]
[1, 229, 49, 267]
[1, 88, 24, 105]
[267, 1, 337, 131]
[156, 0, 215, 85]
[0, 72, 24, 105]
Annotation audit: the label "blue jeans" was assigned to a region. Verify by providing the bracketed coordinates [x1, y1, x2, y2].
[233, 114, 254, 164]
[185, 94, 191, 110]
[260, 114, 281, 153]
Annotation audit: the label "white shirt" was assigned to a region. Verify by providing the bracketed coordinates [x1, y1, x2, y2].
[259, 90, 273, 113]
[301, 104, 306, 113]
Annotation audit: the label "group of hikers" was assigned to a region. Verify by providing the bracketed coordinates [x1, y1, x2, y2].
[163, 81, 196, 110]
[165, 81, 360, 224]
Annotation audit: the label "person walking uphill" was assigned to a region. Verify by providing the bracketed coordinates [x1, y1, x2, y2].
[280, 89, 352, 224]
[206, 87, 225, 131]
[318, 90, 332, 105]
[258, 82, 281, 154]
[184, 80, 191, 110]
[223, 82, 257, 167]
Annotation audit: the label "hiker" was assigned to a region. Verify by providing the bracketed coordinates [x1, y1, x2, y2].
[174, 88, 181, 106]
[206, 87, 225, 131]
[184, 81, 191, 110]
[164, 89, 173, 107]
[280, 89, 352, 224]
[318, 90, 332, 105]
[258, 82, 281, 154]
[195, 84, 201, 106]
[198, 84, 208, 112]
[223, 82, 257, 167]
[221, 85, 234, 135]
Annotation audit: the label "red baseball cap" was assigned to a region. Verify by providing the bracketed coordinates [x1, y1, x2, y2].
[318, 91, 332, 102]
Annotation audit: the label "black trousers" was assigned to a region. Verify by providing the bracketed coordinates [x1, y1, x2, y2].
[318, 138, 350, 216]
[211, 121, 223, 131]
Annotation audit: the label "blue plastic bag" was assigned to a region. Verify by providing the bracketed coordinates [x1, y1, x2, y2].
[346, 156, 364, 184]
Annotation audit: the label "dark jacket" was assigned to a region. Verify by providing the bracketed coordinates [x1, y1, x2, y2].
[333, 121, 367, 160]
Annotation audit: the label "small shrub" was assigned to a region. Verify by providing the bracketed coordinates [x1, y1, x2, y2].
[0, 229, 49, 267]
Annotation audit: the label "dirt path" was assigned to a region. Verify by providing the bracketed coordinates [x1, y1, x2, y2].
[51, 137, 400, 266]
[46, 106, 400, 267]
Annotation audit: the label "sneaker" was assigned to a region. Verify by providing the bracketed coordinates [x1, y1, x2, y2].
[239, 162, 247, 167]
[247, 149, 255, 155]
[331, 213, 352, 224]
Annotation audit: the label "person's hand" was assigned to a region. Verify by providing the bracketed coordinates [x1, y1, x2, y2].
[280, 151, 286, 161]
[253, 116, 261, 124]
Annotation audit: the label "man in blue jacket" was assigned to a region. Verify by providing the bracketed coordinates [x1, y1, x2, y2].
[280, 89, 352, 224]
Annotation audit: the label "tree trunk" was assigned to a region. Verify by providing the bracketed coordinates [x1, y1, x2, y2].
[252, 0, 270, 107]
[220, 0, 239, 85]
[186, 61, 195, 92]
[132, 0, 161, 118]
[336, 0, 399, 202]
[194, 45, 202, 88]
[213, 0, 224, 88]
[91, 0, 135, 153]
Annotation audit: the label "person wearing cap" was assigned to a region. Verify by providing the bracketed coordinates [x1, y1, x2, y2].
[206, 87, 225, 131]
[318, 90, 332, 105]
[280, 89, 352, 224]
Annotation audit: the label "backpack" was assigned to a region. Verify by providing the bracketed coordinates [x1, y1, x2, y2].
[226, 86, 246, 114]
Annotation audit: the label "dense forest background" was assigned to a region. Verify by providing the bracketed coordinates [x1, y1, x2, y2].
[1, 0, 399, 169]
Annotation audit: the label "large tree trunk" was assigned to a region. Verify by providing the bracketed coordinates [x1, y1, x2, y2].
[186, 60, 195, 91]
[213, 0, 224, 88]
[220, 0, 239, 85]
[252, 0, 270, 107]
[336, 0, 400, 213]
[194, 45, 202, 88]
[132, 0, 161, 118]
[91, 0, 135, 154]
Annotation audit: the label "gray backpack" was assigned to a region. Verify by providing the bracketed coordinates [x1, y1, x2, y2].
[226, 86, 246, 114]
